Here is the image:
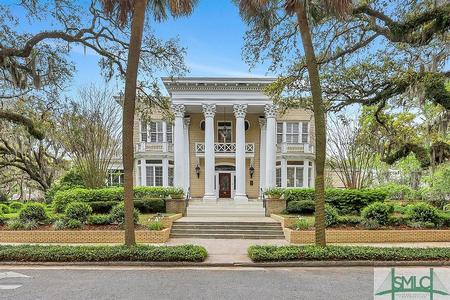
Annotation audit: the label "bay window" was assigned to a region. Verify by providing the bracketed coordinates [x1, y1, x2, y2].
[286, 161, 304, 187]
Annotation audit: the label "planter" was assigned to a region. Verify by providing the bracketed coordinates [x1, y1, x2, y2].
[165, 199, 187, 216]
[169, 194, 184, 200]
[284, 228, 450, 244]
[265, 198, 286, 216]
[0, 228, 171, 244]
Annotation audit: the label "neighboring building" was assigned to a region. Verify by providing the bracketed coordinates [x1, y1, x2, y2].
[111, 77, 316, 201]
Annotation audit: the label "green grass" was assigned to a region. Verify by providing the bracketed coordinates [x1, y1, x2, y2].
[138, 213, 173, 226]
[0, 244, 208, 262]
[248, 245, 450, 262]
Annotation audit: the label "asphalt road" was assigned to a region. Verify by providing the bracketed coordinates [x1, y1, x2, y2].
[0, 266, 374, 300]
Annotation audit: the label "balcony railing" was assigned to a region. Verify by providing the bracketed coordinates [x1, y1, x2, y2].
[276, 142, 314, 154]
[195, 142, 255, 155]
[135, 142, 173, 153]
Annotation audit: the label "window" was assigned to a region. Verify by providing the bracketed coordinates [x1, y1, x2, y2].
[302, 122, 309, 143]
[286, 161, 304, 187]
[276, 167, 281, 187]
[166, 124, 173, 143]
[107, 169, 124, 186]
[286, 122, 300, 144]
[149, 121, 164, 143]
[137, 160, 142, 185]
[168, 166, 174, 186]
[145, 160, 163, 186]
[307, 161, 313, 187]
[276, 123, 283, 144]
[217, 121, 232, 143]
[141, 121, 147, 142]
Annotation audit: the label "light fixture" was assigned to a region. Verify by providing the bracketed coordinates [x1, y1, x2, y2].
[249, 165, 255, 178]
[195, 164, 200, 178]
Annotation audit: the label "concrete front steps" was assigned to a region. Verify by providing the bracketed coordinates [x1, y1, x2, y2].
[170, 221, 285, 239]
[186, 200, 265, 217]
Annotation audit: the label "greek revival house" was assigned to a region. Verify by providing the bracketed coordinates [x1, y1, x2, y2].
[110, 77, 315, 202]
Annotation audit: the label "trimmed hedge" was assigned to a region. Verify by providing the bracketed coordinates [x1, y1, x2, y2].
[87, 199, 165, 214]
[0, 244, 207, 262]
[53, 186, 171, 213]
[284, 188, 388, 214]
[286, 200, 315, 214]
[248, 245, 450, 262]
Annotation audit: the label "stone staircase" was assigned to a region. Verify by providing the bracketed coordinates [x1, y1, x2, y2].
[186, 199, 266, 217]
[170, 221, 285, 239]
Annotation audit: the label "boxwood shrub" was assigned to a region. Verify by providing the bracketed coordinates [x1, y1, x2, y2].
[19, 203, 48, 223]
[248, 245, 450, 262]
[109, 203, 139, 225]
[286, 200, 315, 214]
[65, 202, 92, 223]
[361, 202, 393, 226]
[284, 188, 388, 214]
[0, 244, 208, 262]
[53, 187, 171, 213]
[407, 202, 444, 226]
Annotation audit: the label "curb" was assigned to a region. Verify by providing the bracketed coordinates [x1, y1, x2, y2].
[1, 260, 450, 268]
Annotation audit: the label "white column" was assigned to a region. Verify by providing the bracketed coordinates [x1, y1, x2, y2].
[140, 160, 146, 186]
[172, 104, 185, 189]
[265, 104, 277, 188]
[162, 158, 169, 186]
[202, 104, 216, 201]
[303, 159, 309, 187]
[258, 118, 266, 198]
[281, 158, 287, 187]
[184, 117, 191, 192]
[233, 104, 248, 202]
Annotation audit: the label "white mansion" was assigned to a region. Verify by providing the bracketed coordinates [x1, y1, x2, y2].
[110, 77, 316, 201]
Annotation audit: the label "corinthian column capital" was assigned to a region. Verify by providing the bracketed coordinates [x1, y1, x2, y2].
[172, 104, 185, 118]
[264, 104, 277, 118]
[233, 104, 247, 119]
[202, 104, 216, 118]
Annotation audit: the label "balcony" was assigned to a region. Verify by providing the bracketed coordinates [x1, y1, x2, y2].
[135, 142, 173, 154]
[277, 143, 314, 155]
[195, 142, 255, 157]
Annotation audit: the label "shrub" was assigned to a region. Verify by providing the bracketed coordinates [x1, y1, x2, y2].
[22, 220, 39, 230]
[166, 187, 184, 198]
[0, 244, 208, 262]
[18, 203, 48, 223]
[52, 219, 66, 230]
[6, 218, 24, 230]
[88, 201, 118, 214]
[443, 204, 450, 212]
[44, 168, 85, 203]
[0, 204, 10, 214]
[134, 199, 165, 213]
[8, 201, 23, 212]
[373, 183, 416, 200]
[361, 219, 380, 230]
[66, 219, 83, 229]
[407, 221, 436, 229]
[264, 187, 284, 198]
[361, 202, 393, 226]
[388, 215, 410, 226]
[88, 214, 111, 225]
[284, 188, 388, 214]
[65, 202, 92, 223]
[109, 203, 139, 225]
[286, 200, 315, 214]
[324, 204, 339, 227]
[247, 245, 450, 262]
[293, 218, 309, 230]
[147, 221, 164, 231]
[408, 202, 443, 226]
[53, 186, 171, 213]
[337, 215, 362, 226]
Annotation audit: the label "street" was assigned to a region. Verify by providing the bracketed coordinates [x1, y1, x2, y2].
[0, 266, 373, 300]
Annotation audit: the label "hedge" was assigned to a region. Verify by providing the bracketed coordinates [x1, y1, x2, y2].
[86, 199, 165, 214]
[53, 187, 172, 212]
[248, 245, 450, 262]
[0, 244, 207, 262]
[283, 188, 388, 214]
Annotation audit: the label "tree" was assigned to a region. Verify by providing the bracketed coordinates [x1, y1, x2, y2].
[60, 86, 121, 189]
[239, 0, 352, 246]
[100, 0, 197, 246]
[327, 114, 376, 189]
[1, 0, 186, 139]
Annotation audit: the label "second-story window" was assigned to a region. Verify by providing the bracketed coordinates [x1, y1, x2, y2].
[302, 121, 309, 143]
[286, 122, 300, 144]
[276, 123, 283, 143]
[149, 121, 164, 143]
[166, 124, 173, 143]
[141, 121, 148, 142]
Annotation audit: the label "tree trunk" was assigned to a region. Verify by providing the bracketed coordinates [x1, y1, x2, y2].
[122, 0, 148, 246]
[296, 6, 327, 246]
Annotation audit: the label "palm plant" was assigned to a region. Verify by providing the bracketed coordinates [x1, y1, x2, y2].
[100, 0, 197, 246]
[238, 0, 352, 246]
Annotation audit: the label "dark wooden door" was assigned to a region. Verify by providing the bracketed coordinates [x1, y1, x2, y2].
[218, 173, 231, 198]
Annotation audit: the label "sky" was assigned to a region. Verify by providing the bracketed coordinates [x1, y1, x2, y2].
[54, 0, 272, 97]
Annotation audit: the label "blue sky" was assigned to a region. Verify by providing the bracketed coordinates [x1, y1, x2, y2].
[64, 0, 271, 96]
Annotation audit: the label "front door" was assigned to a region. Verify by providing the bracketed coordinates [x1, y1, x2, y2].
[218, 173, 231, 198]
